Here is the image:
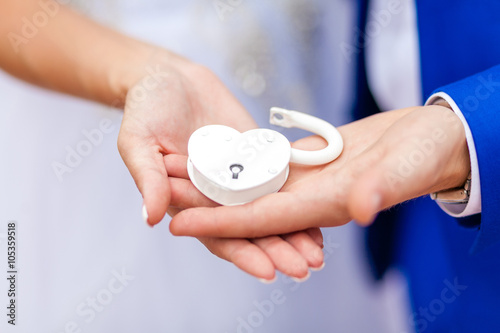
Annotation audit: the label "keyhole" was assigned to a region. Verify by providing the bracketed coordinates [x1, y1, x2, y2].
[230, 164, 244, 179]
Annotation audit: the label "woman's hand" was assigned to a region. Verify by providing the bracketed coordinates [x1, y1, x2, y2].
[118, 54, 256, 225]
[165, 154, 325, 281]
[117, 53, 325, 281]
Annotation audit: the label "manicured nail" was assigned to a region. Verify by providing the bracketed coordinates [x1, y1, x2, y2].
[142, 204, 152, 227]
[258, 275, 277, 284]
[291, 271, 311, 283]
[310, 262, 325, 272]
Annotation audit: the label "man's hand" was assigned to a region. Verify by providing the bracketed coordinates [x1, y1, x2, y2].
[168, 105, 470, 238]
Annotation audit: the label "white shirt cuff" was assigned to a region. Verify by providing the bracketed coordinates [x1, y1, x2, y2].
[425, 92, 482, 217]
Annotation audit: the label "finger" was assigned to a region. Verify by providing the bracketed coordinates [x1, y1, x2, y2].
[347, 147, 438, 225]
[281, 231, 325, 269]
[164, 154, 189, 179]
[251, 236, 309, 279]
[170, 190, 338, 238]
[118, 133, 170, 226]
[306, 228, 324, 248]
[169, 177, 219, 209]
[167, 207, 182, 218]
[198, 237, 276, 281]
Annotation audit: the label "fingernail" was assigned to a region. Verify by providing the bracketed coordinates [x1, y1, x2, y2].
[310, 262, 325, 272]
[258, 275, 277, 284]
[142, 204, 152, 228]
[291, 271, 311, 283]
[313, 234, 323, 248]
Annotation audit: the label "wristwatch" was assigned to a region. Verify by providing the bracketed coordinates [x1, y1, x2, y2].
[431, 172, 471, 204]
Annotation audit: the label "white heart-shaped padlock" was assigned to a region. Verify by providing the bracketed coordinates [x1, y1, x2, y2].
[187, 107, 343, 206]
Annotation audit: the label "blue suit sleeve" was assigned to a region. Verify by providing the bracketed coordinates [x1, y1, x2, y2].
[434, 65, 500, 253]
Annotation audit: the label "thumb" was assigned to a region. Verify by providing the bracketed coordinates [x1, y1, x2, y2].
[346, 144, 433, 226]
[118, 135, 170, 226]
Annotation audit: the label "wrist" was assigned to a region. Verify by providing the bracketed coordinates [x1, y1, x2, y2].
[107, 40, 194, 109]
[426, 104, 471, 193]
[106, 42, 165, 108]
[425, 91, 482, 217]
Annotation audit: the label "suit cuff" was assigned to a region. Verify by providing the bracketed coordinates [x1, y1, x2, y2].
[425, 92, 482, 217]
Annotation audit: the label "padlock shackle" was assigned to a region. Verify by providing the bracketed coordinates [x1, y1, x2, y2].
[269, 107, 343, 165]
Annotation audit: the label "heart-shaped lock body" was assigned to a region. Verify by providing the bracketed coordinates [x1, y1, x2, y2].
[187, 125, 291, 206]
[187, 108, 344, 206]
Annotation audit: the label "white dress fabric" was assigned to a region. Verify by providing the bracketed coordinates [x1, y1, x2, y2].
[0, 1, 412, 332]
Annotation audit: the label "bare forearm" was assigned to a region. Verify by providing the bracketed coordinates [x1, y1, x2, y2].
[0, 0, 180, 107]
